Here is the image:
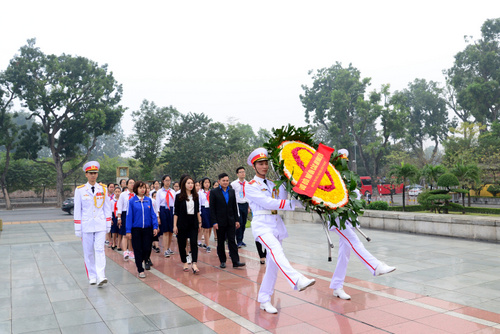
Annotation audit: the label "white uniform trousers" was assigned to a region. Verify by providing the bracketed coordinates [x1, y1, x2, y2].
[82, 231, 107, 281]
[257, 233, 303, 303]
[330, 223, 380, 289]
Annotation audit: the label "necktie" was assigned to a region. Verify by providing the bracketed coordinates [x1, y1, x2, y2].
[263, 179, 268, 186]
[128, 192, 134, 200]
[114, 200, 118, 216]
[91, 186, 95, 194]
[239, 181, 245, 197]
[166, 189, 173, 207]
[205, 190, 210, 201]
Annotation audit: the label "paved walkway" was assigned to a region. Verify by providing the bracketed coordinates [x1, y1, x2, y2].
[0, 217, 499, 333]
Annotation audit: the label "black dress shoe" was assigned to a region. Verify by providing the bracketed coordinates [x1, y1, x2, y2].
[147, 259, 153, 267]
[233, 262, 246, 268]
[145, 261, 151, 270]
[220, 262, 226, 268]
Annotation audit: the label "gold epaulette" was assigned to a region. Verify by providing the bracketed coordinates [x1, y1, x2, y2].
[99, 182, 106, 187]
[77, 184, 85, 189]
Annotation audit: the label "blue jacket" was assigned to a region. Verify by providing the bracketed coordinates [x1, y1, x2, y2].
[126, 196, 159, 234]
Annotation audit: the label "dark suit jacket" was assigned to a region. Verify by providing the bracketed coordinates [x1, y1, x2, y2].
[174, 193, 200, 228]
[209, 187, 239, 227]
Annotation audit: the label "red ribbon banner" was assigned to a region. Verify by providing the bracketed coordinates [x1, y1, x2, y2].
[292, 143, 335, 197]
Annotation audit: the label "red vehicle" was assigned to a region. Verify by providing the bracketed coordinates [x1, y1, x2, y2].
[377, 183, 404, 195]
[359, 176, 373, 196]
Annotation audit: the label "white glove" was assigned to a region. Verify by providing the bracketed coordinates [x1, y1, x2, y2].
[106, 228, 111, 233]
[75, 230, 81, 238]
[292, 199, 305, 209]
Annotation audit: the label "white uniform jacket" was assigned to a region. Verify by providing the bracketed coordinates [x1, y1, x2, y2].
[117, 189, 133, 213]
[245, 176, 296, 240]
[199, 189, 210, 209]
[156, 187, 175, 212]
[74, 182, 112, 234]
[230, 179, 249, 204]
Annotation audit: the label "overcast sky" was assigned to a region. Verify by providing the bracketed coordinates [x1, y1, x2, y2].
[1, 1, 499, 137]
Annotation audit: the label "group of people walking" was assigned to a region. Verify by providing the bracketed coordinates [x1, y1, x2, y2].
[74, 147, 396, 314]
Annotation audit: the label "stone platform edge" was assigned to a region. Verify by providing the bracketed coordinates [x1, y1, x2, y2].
[282, 209, 500, 243]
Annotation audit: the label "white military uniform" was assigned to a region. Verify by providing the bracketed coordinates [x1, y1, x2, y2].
[246, 175, 308, 303]
[74, 180, 111, 284]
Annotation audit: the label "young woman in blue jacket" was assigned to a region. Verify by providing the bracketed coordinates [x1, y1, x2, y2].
[126, 181, 159, 278]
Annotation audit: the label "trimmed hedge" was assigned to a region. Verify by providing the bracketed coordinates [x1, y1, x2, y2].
[387, 205, 500, 215]
[366, 201, 389, 210]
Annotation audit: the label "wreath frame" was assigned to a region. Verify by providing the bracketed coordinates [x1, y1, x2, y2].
[264, 125, 364, 229]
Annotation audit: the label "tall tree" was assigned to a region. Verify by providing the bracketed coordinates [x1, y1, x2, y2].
[129, 100, 179, 179]
[160, 112, 226, 180]
[421, 164, 447, 190]
[4, 39, 125, 205]
[389, 161, 419, 211]
[451, 162, 481, 207]
[0, 75, 17, 209]
[446, 18, 500, 126]
[392, 79, 450, 163]
[300, 62, 383, 177]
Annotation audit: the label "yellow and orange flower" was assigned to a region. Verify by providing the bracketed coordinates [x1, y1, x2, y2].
[278, 141, 349, 209]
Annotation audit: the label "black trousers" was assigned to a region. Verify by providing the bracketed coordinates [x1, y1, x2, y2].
[177, 214, 199, 263]
[256, 240, 267, 259]
[131, 227, 153, 273]
[216, 223, 239, 264]
[236, 203, 248, 244]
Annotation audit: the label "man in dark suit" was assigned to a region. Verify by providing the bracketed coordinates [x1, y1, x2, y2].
[210, 173, 246, 269]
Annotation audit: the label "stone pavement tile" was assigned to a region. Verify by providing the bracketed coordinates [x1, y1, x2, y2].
[60, 322, 111, 334]
[162, 323, 216, 334]
[454, 306, 500, 323]
[203, 318, 253, 334]
[184, 305, 227, 322]
[12, 302, 53, 319]
[12, 276, 45, 289]
[306, 314, 380, 333]
[377, 301, 438, 320]
[0, 320, 11, 334]
[11, 313, 59, 334]
[242, 309, 303, 330]
[55, 308, 102, 328]
[344, 308, 408, 328]
[95, 303, 143, 321]
[269, 321, 328, 334]
[47, 288, 86, 303]
[52, 298, 94, 314]
[415, 313, 487, 333]
[12, 292, 50, 307]
[431, 291, 491, 306]
[280, 303, 338, 323]
[133, 297, 182, 315]
[384, 320, 450, 334]
[424, 275, 483, 290]
[105, 315, 159, 334]
[147, 310, 199, 330]
[0, 306, 11, 322]
[470, 299, 500, 314]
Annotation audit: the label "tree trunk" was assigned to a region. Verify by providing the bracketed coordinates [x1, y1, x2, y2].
[402, 181, 406, 212]
[55, 156, 65, 207]
[0, 145, 13, 210]
[0, 182, 12, 210]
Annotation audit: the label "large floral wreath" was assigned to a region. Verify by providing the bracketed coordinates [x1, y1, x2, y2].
[264, 125, 364, 229]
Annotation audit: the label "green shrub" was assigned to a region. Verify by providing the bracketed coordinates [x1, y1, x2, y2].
[389, 205, 426, 212]
[367, 201, 389, 210]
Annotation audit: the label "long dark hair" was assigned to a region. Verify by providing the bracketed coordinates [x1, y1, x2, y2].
[178, 176, 199, 202]
[200, 177, 211, 191]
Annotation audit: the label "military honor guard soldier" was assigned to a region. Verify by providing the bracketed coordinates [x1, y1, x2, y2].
[245, 148, 316, 314]
[74, 161, 112, 287]
[330, 149, 396, 300]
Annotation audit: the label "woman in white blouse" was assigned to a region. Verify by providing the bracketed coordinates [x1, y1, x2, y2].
[173, 176, 202, 274]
